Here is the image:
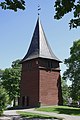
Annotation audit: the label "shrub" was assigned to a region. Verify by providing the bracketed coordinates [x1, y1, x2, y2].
[0, 86, 9, 116]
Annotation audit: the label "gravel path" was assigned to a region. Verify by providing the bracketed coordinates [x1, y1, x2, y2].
[0, 108, 80, 120]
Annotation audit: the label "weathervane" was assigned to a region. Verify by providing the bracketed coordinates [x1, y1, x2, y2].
[38, 5, 41, 16]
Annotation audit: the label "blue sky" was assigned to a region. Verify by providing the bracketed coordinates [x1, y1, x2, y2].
[0, 0, 80, 77]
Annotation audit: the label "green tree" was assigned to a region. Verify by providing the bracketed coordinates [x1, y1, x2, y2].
[54, 0, 80, 29]
[0, 86, 9, 116]
[0, 0, 79, 29]
[61, 79, 70, 105]
[0, 0, 25, 11]
[63, 39, 80, 102]
[0, 69, 4, 80]
[1, 59, 21, 104]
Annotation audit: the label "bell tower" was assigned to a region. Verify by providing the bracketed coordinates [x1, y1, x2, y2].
[20, 18, 63, 107]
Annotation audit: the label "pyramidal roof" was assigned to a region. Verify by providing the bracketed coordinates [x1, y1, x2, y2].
[21, 17, 61, 63]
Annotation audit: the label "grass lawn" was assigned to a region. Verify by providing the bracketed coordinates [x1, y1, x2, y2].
[17, 111, 62, 120]
[36, 106, 80, 116]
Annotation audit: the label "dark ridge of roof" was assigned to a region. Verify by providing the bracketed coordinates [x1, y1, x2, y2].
[21, 17, 61, 63]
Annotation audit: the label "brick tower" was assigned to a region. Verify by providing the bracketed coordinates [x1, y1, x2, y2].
[20, 18, 63, 107]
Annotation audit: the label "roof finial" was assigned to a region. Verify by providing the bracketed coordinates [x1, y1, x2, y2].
[38, 4, 41, 16]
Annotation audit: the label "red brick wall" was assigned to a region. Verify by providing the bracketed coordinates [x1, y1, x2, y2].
[20, 58, 62, 107]
[39, 69, 60, 105]
[20, 59, 39, 107]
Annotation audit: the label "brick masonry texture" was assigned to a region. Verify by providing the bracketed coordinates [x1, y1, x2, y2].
[39, 69, 59, 105]
[20, 58, 62, 107]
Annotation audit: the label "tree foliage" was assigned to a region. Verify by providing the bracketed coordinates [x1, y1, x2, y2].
[0, 69, 4, 79]
[54, 0, 80, 29]
[63, 40, 80, 102]
[0, 86, 9, 116]
[61, 79, 70, 105]
[1, 59, 21, 102]
[0, 0, 25, 11]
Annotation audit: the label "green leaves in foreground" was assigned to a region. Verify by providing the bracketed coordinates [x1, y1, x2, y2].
[0, 86, 9, 116]
[0, 0, 25, 11]
[54, 0, 80, 29]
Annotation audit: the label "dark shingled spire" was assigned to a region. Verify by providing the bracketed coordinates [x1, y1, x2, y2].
[21, 17, 61, 63]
